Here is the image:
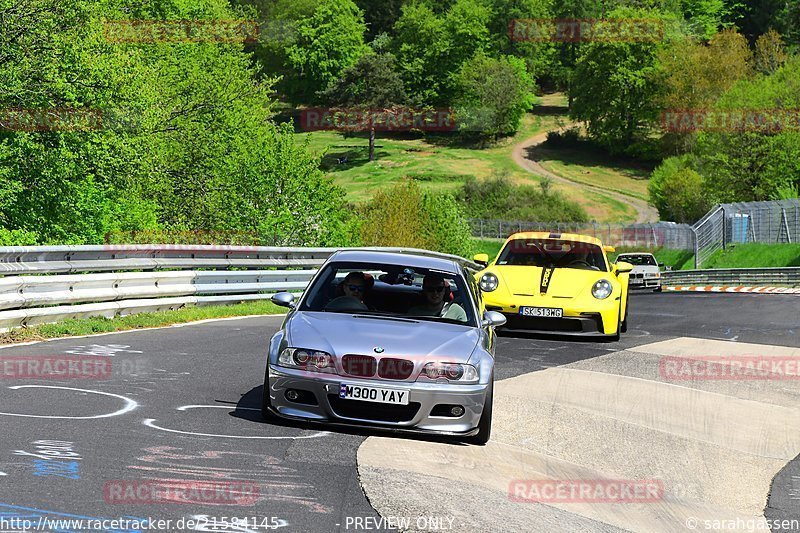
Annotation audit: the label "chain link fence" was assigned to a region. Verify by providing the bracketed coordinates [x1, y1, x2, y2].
[468, 219, 695, 250]
[693, 199, 800, 267]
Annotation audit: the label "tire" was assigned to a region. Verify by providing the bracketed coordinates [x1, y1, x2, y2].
[261, 367, 276, 420]
[466, 375, 493, 445]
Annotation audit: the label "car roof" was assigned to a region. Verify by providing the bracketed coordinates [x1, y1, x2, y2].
[505, 231, 605, 246]
[618, 253, 655, 257]
[328, 249, 461, 274]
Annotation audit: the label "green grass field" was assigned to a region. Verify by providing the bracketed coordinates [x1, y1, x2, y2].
[0, 300, 286, 345]
[702, 243, 800, 269]
[298, 94, 649, 223]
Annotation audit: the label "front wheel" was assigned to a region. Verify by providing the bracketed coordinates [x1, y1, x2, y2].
[466, 375, 493, 445]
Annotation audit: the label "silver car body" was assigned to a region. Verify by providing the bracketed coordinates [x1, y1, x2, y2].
[265, 250, 497, 438]
[616, 253, 662, 290]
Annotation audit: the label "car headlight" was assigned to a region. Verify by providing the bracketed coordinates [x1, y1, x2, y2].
[417, 362, 479, 384]
[592, 279, 613, 299]
[278, 348, 335, 373]
[479, 273, 499, 292]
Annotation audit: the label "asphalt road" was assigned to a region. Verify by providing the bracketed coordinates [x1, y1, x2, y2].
[0, 292, 798, 533]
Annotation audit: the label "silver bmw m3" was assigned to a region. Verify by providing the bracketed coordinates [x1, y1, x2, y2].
[262, 249, 506, 444]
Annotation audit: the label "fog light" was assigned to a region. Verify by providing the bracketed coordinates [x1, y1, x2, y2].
[286, 389, 300, 401]
[450, 406, 465, 417]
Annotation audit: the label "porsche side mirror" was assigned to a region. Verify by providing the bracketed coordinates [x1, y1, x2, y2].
[615, 261, 633, 275]
[473, 253, 489, 266]
[271, 292, 296, 308]
[604, 245, 616, 253]
[482, 310, 506, 327]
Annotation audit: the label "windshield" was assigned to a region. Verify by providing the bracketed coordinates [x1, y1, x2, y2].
[299, 261, 476, 326]
[496, 238, 608, 271]
[618, 255, 657, 266]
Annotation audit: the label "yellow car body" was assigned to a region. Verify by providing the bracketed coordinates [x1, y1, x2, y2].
[474, 232, 632, 339]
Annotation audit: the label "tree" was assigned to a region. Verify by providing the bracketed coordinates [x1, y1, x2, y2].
[359, 180, 473, 257]
[285, 0, 368, 101]
[454, 53, 536, 139]
[570, 8, 673, 153]
[320, 51, 407, 161]
[754, 29, 787, 74]
[691, 56, 800, 203]
[355, 0, 406, 39]
[648, 155, 711, 222]
[657, 29, 752, 112]
[392, 0, 491, 105]
[0, 0, 355, 245]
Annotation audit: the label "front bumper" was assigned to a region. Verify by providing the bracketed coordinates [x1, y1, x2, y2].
[630, 279, 661, 289]
[484, 298, 620, 336]
[267, 365, 489, 435]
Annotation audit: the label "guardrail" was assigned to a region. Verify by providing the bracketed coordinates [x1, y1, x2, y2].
[0, 245, 480, 332]
[662, 267, 800, 287]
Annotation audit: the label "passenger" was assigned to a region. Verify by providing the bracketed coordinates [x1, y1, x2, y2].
[407, 274, 467, 322]
[325, 271, 371, 311]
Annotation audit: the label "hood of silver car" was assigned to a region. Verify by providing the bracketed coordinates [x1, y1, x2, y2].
[286, 311, 480, 362]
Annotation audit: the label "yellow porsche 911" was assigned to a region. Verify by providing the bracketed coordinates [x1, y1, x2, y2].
[473, 232, 633, 340]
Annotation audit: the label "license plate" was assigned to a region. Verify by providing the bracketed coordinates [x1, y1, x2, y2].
[339, 384, 409, 405]
[520, 306, 563, 318]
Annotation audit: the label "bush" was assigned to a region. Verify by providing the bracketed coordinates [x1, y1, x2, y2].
[0, 228, 39, 246]
[359, 181, 472, 257]
[648, 156, 711, 223]
[544, 128, 581, 148]
[457, 174, 588, 222]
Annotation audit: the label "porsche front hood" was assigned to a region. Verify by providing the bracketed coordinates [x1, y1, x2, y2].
[494, 265, 606, 298]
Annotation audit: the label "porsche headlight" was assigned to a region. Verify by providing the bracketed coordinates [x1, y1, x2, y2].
[479, 273, 499, 292]
[592, 279, 613, 300]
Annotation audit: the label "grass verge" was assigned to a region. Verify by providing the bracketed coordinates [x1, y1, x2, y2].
[0, 300, 286, 346]
[702, 243, 800, 269]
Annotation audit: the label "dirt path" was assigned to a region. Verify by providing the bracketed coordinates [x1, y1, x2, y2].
[511, 126, 659, 223]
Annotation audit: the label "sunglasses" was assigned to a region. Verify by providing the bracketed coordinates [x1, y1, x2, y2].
[346, 284, 365, 292]
[423, 286, 446, 293]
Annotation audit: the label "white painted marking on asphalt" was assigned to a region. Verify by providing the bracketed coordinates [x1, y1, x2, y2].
[177, 405, 260, 411]
[0, 385, 138, 419]
[143, 419, 330, 439]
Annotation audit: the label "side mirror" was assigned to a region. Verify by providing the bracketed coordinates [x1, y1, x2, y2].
[482, 310, 506, 327]
[271, 292, 296, 308]
[615, 261, 633, 274]
[603, 245, 616, 253]
[473, 253, 489, 266]
[658, 262, 665, 268]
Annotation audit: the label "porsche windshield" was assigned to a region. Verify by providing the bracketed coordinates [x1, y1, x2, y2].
[496, 239, 608, 271]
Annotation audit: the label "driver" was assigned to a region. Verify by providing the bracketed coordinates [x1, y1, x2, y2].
[407, 274, 467, 322]
[325, 271, 371, 311]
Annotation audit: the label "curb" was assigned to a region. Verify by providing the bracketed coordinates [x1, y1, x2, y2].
[665, 285, 800, 294]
